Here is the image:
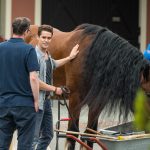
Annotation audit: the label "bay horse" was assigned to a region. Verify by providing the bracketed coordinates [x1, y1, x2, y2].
[25, 24, 150, 149]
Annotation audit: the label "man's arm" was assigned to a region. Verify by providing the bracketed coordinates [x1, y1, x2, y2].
[55, 44, 79, 68]
[39, 80, 62, 95]
[39, 80, 56, 92]
[30, 71, 39, 112]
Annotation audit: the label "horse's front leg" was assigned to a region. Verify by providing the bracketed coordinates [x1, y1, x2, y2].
[65, 93, 81, 150]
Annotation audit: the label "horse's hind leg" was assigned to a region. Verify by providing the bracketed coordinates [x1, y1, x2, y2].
[65, 96, 81, 150]
[84, 107, 100, 148]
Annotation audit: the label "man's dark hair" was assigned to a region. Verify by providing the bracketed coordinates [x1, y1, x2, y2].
[38, 25, 53, 37]
[12, 17, 31, 35]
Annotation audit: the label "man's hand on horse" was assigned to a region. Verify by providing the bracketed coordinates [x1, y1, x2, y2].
[69, 44, 79, 60]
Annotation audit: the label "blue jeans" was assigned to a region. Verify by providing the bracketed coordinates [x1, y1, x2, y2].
[0, 107, 36, 150]
[32, 99, 53, 150]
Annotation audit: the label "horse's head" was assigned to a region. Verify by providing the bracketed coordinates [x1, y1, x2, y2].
[140, 64, 150, 94]
[24, 25, 38, 46]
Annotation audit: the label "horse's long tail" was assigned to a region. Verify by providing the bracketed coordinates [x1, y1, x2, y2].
[79, 25, 148, 121]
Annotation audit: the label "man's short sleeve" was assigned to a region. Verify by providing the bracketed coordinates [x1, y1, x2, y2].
[26, 48, 39, 72]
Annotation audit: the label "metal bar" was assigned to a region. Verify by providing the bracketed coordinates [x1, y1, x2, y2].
[80, 136, 108, 150]
[89, 137, 108, 150]
[54, 129, 117, 140]
[66, 134, 92, 150]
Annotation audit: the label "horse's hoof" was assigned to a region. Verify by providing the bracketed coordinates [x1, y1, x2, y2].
[80, 145, 88, 150]
[65, 141, 75, 150]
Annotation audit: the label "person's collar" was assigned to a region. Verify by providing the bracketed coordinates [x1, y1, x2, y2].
[8, 38, 24, 43]
[36, 45, 46, 57]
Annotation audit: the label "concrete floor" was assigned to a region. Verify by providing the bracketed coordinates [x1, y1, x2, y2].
[50, 100, 133, 150]
[10, 100, 133, 150]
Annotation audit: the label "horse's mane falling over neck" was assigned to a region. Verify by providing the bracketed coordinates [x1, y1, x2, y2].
[77, 24, 149, 120]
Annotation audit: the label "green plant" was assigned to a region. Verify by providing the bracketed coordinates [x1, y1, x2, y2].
[134, 88, 150, 132]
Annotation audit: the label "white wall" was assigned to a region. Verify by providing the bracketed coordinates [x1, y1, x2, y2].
[139, 0, 147, 52]
[0, 0, 12, 39]
[34, 0, 42, 25]
[0, 0, 41, 39]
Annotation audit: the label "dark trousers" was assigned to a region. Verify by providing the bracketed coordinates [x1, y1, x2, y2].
[32, 99, 53, 150]
[0, 107, 36, 150]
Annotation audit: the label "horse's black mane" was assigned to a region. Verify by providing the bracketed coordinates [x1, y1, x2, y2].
[77, 23, 150, 120]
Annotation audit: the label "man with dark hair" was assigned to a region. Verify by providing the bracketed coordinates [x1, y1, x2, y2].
[0, 17, 39, 150]
[12, 17, 31, 35]
[32, 24, 79, 150]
